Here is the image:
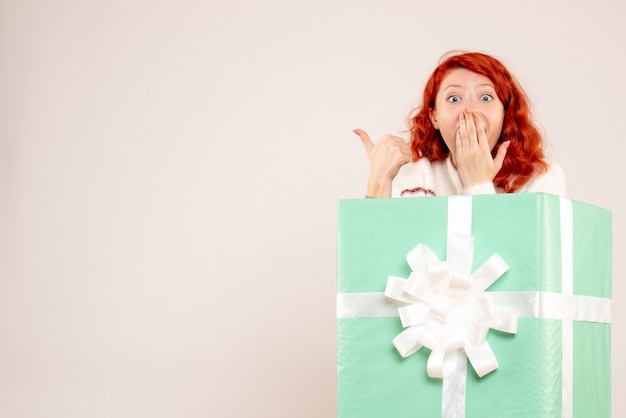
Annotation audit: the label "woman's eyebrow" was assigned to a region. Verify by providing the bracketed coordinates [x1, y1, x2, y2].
[441, 84, 462, 92]
[441, 83, 495, 93]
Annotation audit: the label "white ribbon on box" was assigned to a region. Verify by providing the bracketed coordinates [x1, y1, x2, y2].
[336, 196, 612, 418]
[384, 234, 517, 380]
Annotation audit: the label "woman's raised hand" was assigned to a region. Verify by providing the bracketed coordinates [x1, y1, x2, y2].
[454, 111, 509, 188]
[354, 129, 412, 198]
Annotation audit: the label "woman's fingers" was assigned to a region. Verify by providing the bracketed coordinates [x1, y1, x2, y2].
[354, 130, 411, 179]
[354, 129, 412, 198]
[493, 141, 510, 172]
[354, 129, 410, 162]
[455, 111, 507, 187]
[353, 128, 375, 154]
[388, 135, 413, 164]
[375, 134, 412, 167]
[457, 112, 466, 154]
[464, 111, 478, 148]
[457, 111, 491, 156]
[471, 111, 489, 149]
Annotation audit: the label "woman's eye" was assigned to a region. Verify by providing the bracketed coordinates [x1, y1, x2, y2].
[480, 94, 493, 102]
[447, 95, 460, 103]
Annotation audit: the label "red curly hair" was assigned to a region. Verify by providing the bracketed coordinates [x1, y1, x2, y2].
[410, 52, 548, 192]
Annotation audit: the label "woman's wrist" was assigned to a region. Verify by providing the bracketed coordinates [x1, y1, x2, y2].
[366, 178, 392, 198]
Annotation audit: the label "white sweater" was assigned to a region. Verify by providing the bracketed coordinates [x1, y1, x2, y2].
[391, 157, 566, 197]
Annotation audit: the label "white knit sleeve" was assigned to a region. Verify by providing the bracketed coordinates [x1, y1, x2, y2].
[461, 181, 497, 195]
[521, 162, 567, 196]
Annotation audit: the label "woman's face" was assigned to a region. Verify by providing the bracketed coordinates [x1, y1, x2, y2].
[430, 68, 505, 161]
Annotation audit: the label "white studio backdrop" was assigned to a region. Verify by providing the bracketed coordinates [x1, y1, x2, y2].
[0, 0, 624, 416]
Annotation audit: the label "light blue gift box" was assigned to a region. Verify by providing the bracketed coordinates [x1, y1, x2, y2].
[337, 193, 611, 417]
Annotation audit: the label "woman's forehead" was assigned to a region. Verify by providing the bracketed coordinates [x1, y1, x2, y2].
[439, 68, 494, 91]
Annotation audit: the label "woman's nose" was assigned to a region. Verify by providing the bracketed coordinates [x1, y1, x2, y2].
[463, 105, 476, 113]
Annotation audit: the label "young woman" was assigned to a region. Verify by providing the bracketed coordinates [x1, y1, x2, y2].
[355, 51, 566, 198]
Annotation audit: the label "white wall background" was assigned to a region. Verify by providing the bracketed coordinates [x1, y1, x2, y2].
[0, 0, 624, 416]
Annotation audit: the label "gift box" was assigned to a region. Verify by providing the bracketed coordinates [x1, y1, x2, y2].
[336, 193, 611, 418]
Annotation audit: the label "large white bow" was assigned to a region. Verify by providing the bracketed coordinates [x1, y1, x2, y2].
[384, 232, 519, 378]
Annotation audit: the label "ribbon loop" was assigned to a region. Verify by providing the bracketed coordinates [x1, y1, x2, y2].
[471, 253, 510, 293]
[393, 326, 424, 358]
[465, 340, 498, 378]
[407, 244, 439, 274]
[490, 307, 519, 333]
[448, 272, 472, 296]
[398, 303, 429, 327]
[384, 276, 415, 304]
[428, 348, 462, 379]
